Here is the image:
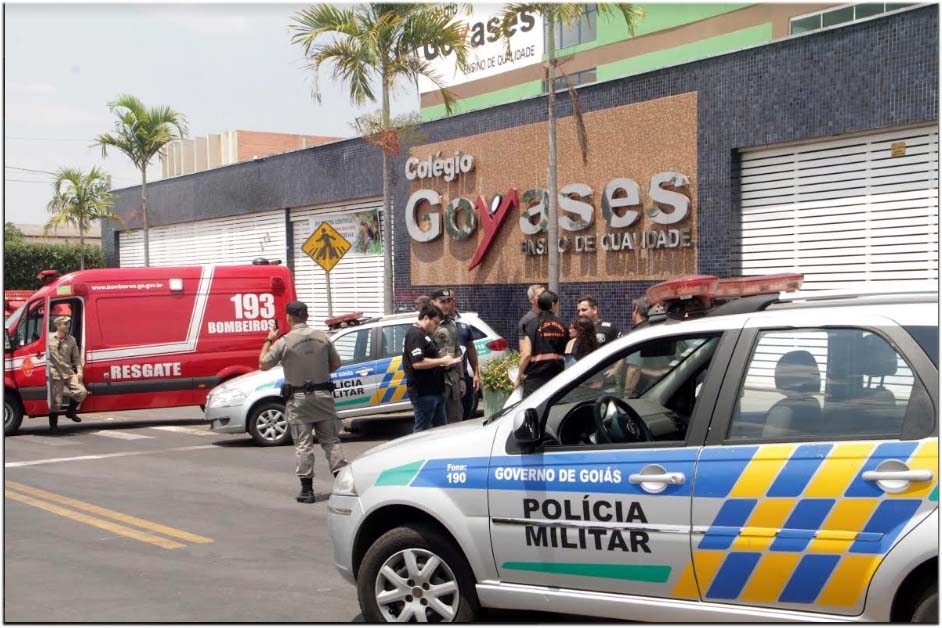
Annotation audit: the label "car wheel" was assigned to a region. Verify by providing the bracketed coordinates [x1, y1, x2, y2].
[4, 395, 23, 436]
[357, 524, 480, 623]
[912, 585, 938, 623]
[247, 400, 291, 446]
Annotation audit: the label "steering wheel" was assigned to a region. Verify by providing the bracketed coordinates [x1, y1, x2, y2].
[592, 395, 654, 444]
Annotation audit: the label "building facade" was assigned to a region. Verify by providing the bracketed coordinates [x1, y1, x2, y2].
[103, 5, 938, 344]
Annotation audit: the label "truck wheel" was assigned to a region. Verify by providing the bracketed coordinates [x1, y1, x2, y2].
[4, 395, 23, 436]
[247, 401, 291, 446]
[357, 524, 480, 622]
[912, 585, 938, 623]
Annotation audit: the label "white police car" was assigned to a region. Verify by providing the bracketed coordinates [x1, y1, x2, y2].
[327, 277, 938, 622]
[204, 311, 507, 445]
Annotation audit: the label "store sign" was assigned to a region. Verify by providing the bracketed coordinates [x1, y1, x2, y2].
[406, 172, 694, 270]
[416, 4, 543, 93]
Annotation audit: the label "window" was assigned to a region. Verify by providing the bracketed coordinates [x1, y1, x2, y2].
[332, 328, 372, 365]
[789, 3, 917, 35]
[552, 6, 596, 49]
[542, 68, 596, 94]
[380, 324, 410, 359]
[728, 328, 917, 441]
[13, 301, 45, 349]
[547, 333, 721, 446]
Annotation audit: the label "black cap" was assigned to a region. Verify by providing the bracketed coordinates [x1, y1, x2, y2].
[537, 290, 558, 311]
[286, 301, 308, 318]
[430, 288, 453, 300]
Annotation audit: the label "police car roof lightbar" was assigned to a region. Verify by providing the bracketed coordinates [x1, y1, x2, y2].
[646, 273, 804, 305]
[325, 312, 366, 330]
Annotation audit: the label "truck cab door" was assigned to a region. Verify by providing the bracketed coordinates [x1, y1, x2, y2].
[7, 299, 50, 416]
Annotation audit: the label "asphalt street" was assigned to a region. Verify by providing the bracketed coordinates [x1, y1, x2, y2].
[3, 407, 598, 623]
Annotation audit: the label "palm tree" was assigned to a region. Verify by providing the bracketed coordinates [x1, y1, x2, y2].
[498, 4, 643, 294]
[45, 166, 120, 270]
[290, 4, 471, 314]
[95, 94, 188, 267]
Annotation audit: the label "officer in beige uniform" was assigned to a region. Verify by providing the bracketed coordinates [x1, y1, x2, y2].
[259, 301, 348, 503]
[47, 315, 87, 432]
[431, 289, 466, 423]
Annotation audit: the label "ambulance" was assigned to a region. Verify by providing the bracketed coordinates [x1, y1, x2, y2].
[3, 260, 297, 435]
[327, 276, 938, 622]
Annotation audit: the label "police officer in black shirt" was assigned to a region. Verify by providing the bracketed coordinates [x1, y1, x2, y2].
[403, 304, 454, 432]
[576, 295, 621, 348]
[516, 290, 569, 399]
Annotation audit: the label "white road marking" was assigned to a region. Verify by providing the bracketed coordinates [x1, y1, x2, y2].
[148, 426, 215, 436]
[4, 444, 217, 468]
[91, 430, 154, 440]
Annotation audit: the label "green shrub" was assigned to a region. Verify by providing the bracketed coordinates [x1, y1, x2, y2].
[3, 242, 104, 290]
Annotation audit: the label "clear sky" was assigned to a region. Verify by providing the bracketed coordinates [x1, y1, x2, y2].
[3, 2, 418, 226]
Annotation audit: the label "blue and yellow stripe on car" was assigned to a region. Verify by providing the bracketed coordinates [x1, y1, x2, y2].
[674, 439, 938, 608]
[370, 356, 409, 405]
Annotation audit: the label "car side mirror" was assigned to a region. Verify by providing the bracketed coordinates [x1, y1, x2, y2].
[512, 408, 541, 444]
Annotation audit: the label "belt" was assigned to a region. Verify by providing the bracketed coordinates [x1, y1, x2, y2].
[286, 382, 335, 394]
[530, 353, 564, 363]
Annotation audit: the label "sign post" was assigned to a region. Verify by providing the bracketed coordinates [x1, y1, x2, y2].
[302, 222, 352, 318]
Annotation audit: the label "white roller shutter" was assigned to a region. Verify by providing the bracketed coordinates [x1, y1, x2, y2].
[290, 199, 385, 329]
[740, 125, 939, 291]
[118, 210, 288, 267]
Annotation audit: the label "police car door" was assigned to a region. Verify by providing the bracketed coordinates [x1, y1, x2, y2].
[329, 326, 378, 412]
[488, 326, 738, 600]
[690, 311, 938, 616]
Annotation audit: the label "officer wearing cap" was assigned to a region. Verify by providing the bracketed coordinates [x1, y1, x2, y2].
[260, 300, 348, 504]
[517, 290, 569, 399]
[431, 288, 479, 422]
[47, 315, 87, 432]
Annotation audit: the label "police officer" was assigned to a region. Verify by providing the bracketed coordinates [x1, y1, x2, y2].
[516, 290, 569, 399]
[431, 288, 480, 422]
[575, 295, 621, 348]
[259, 301, 348, 504]
[47, 315, 87, 432]
[517, 284, 545, 351]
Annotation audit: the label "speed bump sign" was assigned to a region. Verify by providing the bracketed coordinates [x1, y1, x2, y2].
[303, 222, 351, 273]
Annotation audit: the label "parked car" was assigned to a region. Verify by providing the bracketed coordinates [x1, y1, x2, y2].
[327, 280, 938, 622]
[205, 312, 508, 445]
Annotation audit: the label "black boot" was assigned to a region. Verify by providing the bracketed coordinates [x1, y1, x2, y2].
[65, 400, 82, 422]
[49, 413, 60, 433]
[296, 478, 315, 503]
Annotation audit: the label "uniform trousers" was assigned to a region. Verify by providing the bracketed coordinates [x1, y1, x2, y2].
[51, 375, 87, 409]
[286, 392, 346, 479]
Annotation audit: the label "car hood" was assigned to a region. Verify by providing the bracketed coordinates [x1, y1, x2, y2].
[358, 416, 490, 460]
[219, 367, 283, 392]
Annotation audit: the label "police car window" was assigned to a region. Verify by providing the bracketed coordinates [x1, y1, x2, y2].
[549, 334, 719, 446]
[728, 328, 917, 441]
[332, 329, 372, 365]
[469, 325, 487, 341]
[380, 324, 410, 359]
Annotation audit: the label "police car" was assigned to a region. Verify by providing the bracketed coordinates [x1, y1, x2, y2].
[327, 276, 938, 622]
[204, 311, 507, 445]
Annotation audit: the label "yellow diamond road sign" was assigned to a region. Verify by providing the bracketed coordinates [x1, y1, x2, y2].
[303, 222, 352, 273]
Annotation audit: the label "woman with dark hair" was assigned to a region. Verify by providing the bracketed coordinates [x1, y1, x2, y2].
[565, 315, 599, 367]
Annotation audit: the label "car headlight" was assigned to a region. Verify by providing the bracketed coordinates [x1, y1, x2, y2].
[207, 387, 247, 408]
[332, 464, 358, 497]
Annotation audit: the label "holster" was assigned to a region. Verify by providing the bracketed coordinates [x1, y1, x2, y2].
[281, 381, 336, 399]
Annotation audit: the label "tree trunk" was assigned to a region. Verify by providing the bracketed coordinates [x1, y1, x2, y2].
[381, 71, 394, 314]
[79, 221, 86, 270]
[141, 168, 150, 267]
[545, 15, 560, 295]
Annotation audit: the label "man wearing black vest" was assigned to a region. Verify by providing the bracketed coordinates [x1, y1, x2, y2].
[516, 290, 569, 399]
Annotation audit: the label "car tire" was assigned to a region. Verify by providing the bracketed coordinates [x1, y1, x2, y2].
[357, 524, 480, 623]
[4, 395, 23, 436]
[247, 400, 291, 446]
[912, 585, 938, 623]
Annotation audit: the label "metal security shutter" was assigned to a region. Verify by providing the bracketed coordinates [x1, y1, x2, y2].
[740, 126, 939, 291]
[290, 199, 385, 329]
[117, 210, 288, 267]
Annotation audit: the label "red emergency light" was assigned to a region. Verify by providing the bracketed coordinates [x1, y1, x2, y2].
[325, 312, 365, 330]
[713, 273, 804, 299]
[646, 275, 718, 304]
